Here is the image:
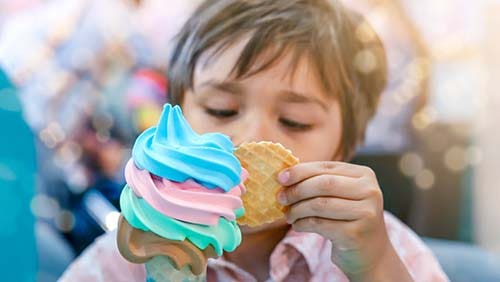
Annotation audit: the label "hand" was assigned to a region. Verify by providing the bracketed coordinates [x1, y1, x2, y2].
[277, 161, 413, 282]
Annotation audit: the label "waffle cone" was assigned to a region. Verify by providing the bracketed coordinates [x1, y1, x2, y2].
[234, 142, 299, 227]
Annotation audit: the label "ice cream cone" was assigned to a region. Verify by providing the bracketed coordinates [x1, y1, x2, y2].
[145, 255, 206, 282]
[117, 216, 216, 276]
[117, 104, 245, 281]
[235, 141, 299, 227]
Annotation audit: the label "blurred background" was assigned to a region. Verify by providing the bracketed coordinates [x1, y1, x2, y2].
[1, 0, 500, 281]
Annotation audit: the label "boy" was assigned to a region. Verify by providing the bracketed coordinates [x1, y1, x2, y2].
[61, 0, 448, 281]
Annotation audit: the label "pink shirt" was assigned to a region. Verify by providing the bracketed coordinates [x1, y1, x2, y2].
[59, 212, 449, 281]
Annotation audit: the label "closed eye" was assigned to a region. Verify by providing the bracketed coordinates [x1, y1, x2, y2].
[279, 118, 312, 131]
[205, 108, 238, 118]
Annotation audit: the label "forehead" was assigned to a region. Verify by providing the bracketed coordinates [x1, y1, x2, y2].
[193, 36, 330, 99]
[195, 37, 250, 84]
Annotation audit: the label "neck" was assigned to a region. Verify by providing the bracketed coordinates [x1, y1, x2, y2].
[224, 224, 290, 281]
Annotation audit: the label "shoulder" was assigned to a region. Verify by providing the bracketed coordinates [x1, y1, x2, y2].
[58, 230, 146, 282]
[384, 212, 449, 282]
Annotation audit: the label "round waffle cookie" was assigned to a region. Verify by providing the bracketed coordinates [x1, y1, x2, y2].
[234, 141, 299, 227]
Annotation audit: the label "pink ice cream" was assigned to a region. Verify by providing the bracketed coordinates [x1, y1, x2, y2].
[125, 159, 247, 225]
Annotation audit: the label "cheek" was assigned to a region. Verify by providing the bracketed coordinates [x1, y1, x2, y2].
[180, 92, 211, 134]
[289, 132, 339, 162]
[287, 118, 342, 162]
[181, 93, 238, 137]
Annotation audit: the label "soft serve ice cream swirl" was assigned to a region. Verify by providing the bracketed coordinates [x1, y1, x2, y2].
[119, 104, 246, 259]
[124, 159, 246, 225]
[132, 103, 242, 191]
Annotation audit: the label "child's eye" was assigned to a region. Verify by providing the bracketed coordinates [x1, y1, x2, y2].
[279, 118, 312, 131]
[205, 108, 238, 118]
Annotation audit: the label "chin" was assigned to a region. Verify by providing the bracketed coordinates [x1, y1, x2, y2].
[239, 218, 289, 235]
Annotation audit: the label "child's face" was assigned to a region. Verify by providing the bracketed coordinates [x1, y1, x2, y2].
[182, 38, 343, 162]
[181, 38, 344, 231]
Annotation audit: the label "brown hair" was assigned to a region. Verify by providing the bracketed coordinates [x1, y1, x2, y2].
[167, 0, 387, 160]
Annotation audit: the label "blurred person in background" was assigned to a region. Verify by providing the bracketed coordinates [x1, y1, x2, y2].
[0, 0, 197, 279]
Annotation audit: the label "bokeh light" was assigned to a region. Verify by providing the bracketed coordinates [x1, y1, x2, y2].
[355, 21, 377, 43]
[354, 49, 378, 74]
[399, 152, 424, 177]
[55, 210, 76, 233]
[415, 168, 436, 190]
[105, 211, 121, 231]
[444, 146, 468, 172]
[30, 194, 60, 220]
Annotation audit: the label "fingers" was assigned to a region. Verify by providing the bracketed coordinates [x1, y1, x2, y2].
[277, 174, 370, 206]
[290, 216, 350, 241]
[292, 217, 339, 237]
[274, 161, 384, 246]
[290, 217, 372, 253]
[285, 197, 369, 223]
[278, 161, 375, 187]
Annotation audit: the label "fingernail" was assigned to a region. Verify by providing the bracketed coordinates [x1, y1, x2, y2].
[277, 191, 287, 205]
[278, 170, 290, 184]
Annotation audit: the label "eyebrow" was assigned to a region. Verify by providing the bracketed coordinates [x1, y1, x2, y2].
[281, 90, 328, 111]
[199, 80, 244, 95]
[198, 80, 328, 111]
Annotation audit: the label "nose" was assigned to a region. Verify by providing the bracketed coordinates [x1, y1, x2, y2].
[232, 118, 274, 147]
